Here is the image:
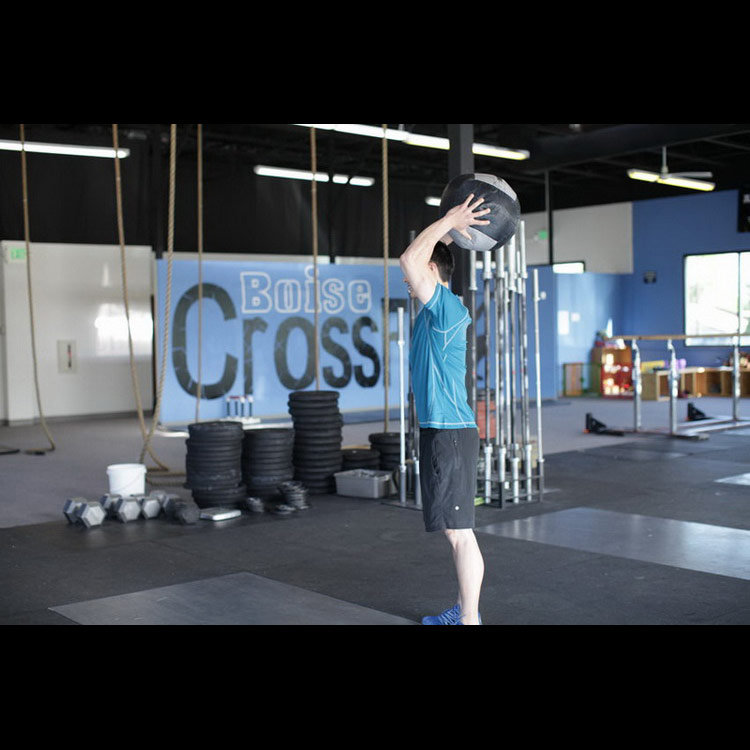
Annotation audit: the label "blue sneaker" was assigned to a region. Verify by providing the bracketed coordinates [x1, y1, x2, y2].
[421, 604, 483, 625]
[422, 603, 462, 625]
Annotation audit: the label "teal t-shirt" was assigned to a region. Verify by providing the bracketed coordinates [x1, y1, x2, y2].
[410, 283, 477, 429]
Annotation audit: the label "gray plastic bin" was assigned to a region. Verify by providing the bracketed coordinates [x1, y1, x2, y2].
[334, 469, 394, 498]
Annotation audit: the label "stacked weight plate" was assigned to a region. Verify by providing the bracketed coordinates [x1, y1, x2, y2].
[288, 390, 343, 494]
[368, 432, 403, 473]
[242, 427, 295, 500]
[185, 421, 246, 508]
[278, 480, 311, 510]
[341, 448, 381, 471]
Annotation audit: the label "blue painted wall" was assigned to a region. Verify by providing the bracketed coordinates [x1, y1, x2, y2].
[155, 259, 561, 423]
[155, 259, 412, 422]
[624, 188, 748, 366]
[555, 272, 626, 393]
[550, 189, 749, 395]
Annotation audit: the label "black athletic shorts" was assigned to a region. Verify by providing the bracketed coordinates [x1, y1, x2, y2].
[419, 427, 480, 532]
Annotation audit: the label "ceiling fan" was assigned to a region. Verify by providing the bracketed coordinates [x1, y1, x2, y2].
[657, 146, 713, 181]
[627, 146, 715, 191]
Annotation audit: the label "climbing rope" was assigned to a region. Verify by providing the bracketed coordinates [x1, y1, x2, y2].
[113, 123, 183, 483]
[139, 124, 178, 471]
[382, 124, 390, 432]
[310, 126, 321, 391]
[112, 124, 169, 471]
[195, 123, 204, 420]
[18, 124, 55, 455]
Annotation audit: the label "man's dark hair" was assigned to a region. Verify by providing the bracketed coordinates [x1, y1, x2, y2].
[430, 241, 454, 282]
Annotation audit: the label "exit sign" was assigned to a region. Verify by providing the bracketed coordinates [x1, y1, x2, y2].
[7, 246, 26, 262]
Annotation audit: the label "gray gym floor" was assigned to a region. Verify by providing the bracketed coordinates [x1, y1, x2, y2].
[2, 396, 750, 626]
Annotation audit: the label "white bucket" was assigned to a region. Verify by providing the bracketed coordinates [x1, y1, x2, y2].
[106, 463, 146, 497]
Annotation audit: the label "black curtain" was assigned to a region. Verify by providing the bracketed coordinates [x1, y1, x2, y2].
[0, 144, 444, 260]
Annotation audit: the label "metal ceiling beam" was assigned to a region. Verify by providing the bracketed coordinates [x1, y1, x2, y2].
[704, 136, 750, 153]
[522, 124, 750, 174]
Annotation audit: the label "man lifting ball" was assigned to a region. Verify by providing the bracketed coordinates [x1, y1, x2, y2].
[399, 193, 491, 626]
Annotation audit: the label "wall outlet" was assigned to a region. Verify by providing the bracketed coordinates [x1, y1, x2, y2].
[57, 340, 77, 373]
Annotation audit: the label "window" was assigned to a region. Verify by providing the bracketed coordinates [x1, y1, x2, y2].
[684, 251, 750, 345]
[553, 261, 585, 274]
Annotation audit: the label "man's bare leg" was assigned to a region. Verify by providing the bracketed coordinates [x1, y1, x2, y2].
[444, 528, 484, 624]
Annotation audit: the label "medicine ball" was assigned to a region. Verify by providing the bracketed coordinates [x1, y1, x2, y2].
[439, 173, 521, 252]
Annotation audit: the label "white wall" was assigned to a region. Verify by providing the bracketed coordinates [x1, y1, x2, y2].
[0, 241, 153, 424]
[521, 201, 633, 273]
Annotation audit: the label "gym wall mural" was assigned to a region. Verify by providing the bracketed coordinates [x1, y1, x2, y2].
[155, 258, 411, 423]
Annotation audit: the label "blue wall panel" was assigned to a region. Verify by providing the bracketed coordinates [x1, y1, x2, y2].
[156, 259, 411, 422]
[625, 189, 748, 365]
[155, 258, 561, 424]
[555, 272, 626, 393]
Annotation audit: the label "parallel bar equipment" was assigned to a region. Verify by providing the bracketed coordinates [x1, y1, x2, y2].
[483, 221, 545, 508]
[602, 332, 750, 439]
[533, 268, 545, 496]
[397, 306, 407, 505]
[482, 249, 493, 504]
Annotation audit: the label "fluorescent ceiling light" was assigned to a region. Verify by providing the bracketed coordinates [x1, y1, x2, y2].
[255, 166, 324, 181]
[253, 165, 373, 186]
[425, 196, 441, 206]
[293, 124, 529, 161]
[0, 139, 129, 158]
[473, 143, 529, 160]
[404, 133, 449, 149]
[296, 124, 407, 142]
[626, 169, 660, 183]
[627, 168, 714, 192]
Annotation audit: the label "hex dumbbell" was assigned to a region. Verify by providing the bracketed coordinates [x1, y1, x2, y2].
[159, 495, 200, 525]
[161, 494, 184, 518]
[139, 494, 162, 519]
[100, 493, 121, 519]
[63, 498, 105, 528]
[174, 500, 200, 525]
[148, 489, 168, 504]
[66, 489, 178, 526]
[76, 501, 106, 528]
[63, 497, 87, 523]
[114, 496, 141, 523]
